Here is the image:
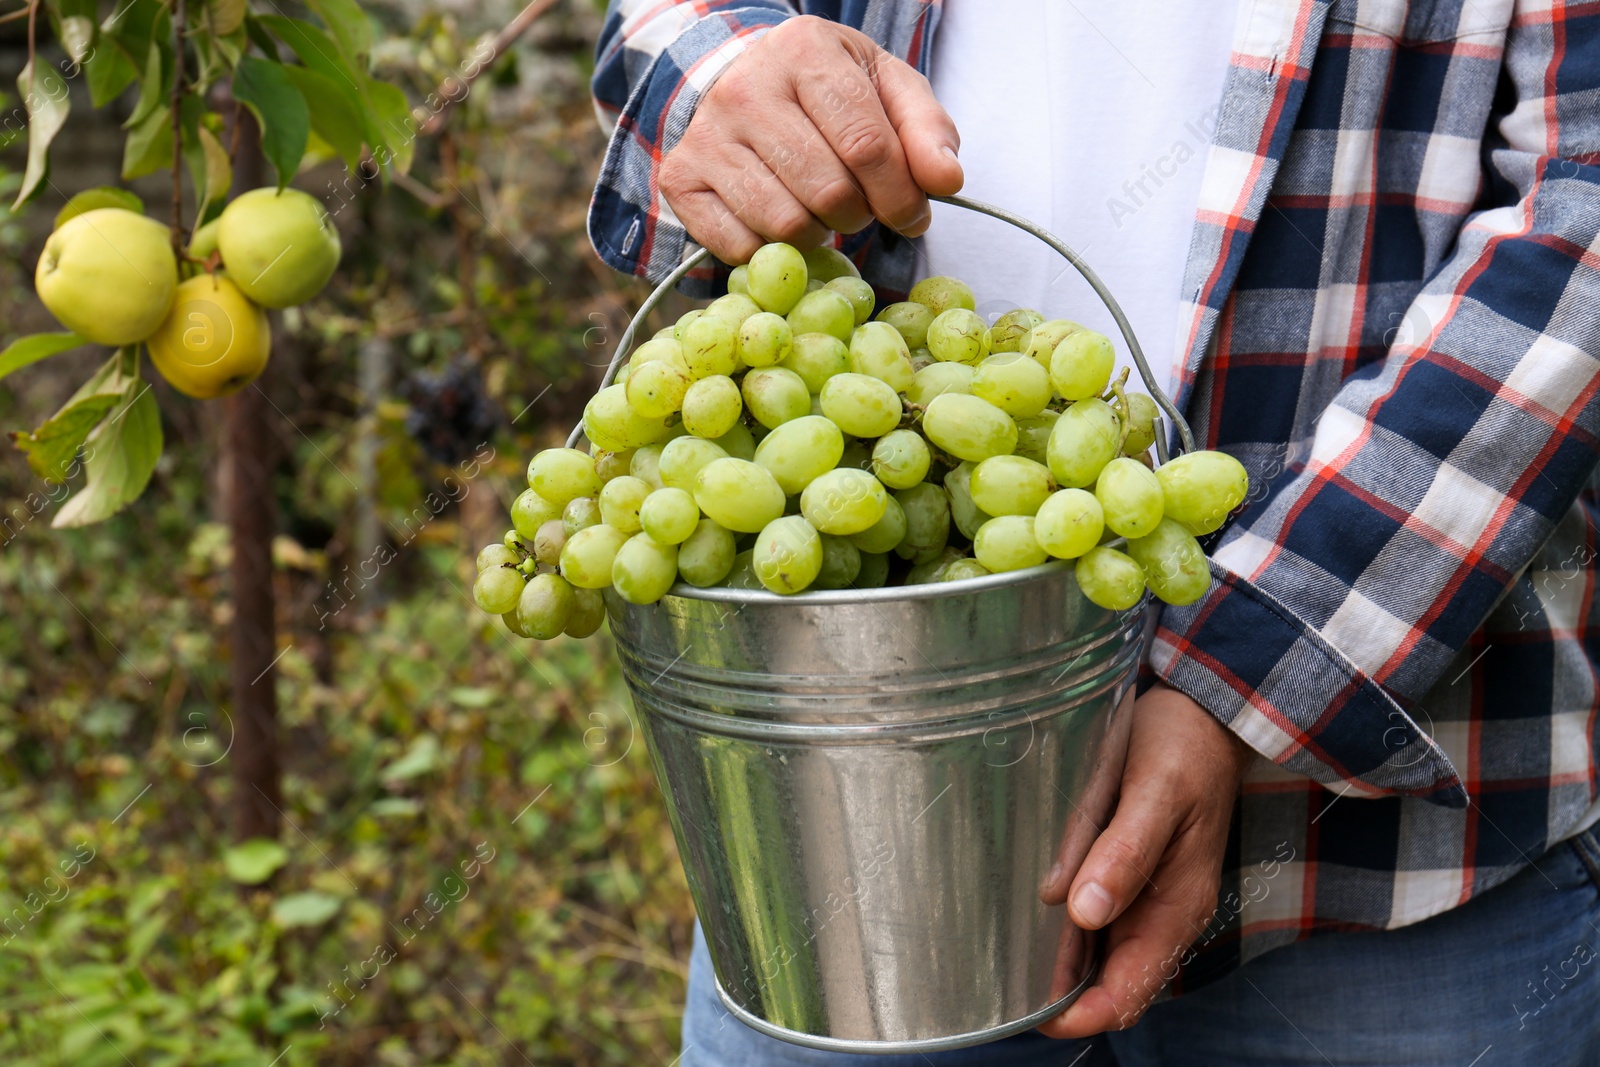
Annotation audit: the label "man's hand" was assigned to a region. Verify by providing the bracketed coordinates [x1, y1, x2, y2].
[1038, 683, 1252, 1037]
[660, 16, 964, 264]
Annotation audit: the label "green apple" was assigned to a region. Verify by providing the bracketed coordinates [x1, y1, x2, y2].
[147, 273, 271, 399]
[35, 208, 178, 345]
[216, 187, 341, 308]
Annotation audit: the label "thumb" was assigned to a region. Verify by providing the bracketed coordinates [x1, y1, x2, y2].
[869, 50, 964, 197]
[1067, 791, 1184, 931]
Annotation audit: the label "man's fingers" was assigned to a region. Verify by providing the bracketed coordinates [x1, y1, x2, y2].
[710, 144, 831, 249]
[871, 53, 964, 199]
[663, 180, 766, 266]
[795, 62, 928, 234]
[740, 105, 876, 235]
[1066, 790, 1184, 932]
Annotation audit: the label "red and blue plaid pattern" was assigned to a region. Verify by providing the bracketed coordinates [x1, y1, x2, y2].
[590, 0, 1600, 990]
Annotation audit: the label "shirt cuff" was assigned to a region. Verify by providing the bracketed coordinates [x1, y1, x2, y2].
[1151, 562, 1468, 808]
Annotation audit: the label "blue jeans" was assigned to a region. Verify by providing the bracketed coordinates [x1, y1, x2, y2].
[680, 828, 1600, 1066]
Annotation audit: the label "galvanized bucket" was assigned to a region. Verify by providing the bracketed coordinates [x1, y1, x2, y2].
[581, 196, 1197, 1054]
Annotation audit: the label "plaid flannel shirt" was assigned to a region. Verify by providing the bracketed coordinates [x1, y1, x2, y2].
[589, 0, 1600, 991]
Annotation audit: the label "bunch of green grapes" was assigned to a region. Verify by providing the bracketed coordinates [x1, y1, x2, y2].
[473, 243, 1251, 639]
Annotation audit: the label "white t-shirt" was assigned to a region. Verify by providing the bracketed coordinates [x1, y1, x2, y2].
[921, 1, 1239, 395]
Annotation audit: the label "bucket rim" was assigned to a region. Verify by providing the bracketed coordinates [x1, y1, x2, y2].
[654, 558, 1124, 606]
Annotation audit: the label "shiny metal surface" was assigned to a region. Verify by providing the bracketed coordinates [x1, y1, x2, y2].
[607, 565, 1140, 1051]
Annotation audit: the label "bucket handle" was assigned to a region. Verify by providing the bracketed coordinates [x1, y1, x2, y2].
[566, 193, 1197, 459]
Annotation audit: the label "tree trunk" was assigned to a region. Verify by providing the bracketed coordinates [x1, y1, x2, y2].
[227, 108, 281, 842]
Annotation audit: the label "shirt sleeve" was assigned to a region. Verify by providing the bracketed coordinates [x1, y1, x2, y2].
[1152, 5, 1600, 809]
[588, 1, 798, 284]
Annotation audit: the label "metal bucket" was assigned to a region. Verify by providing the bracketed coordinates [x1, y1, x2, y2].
[606, 563, 1142, 1053]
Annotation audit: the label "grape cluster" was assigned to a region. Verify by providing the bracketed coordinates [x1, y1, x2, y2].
[405, 359, 502, 465]
[474, 243, 1249, 639]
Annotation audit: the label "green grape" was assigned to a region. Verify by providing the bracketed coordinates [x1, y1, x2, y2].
[516, 573, 575, 639]
[754, 414, 844, 494]
[1127, 518, 1211, 606]
[528, 447, 602, 506]
[599, 475, 651, 533]
[802, 246, 860, 282]
[894, 482, 951, 559]
[1014, 411, 1060, 465]
[972, 352, 1052, 418]
[630, 444, 666, 489]
[871, 429, 931, 489]
[1155, 450, 1250, 535]
[503, 528, 524, 550]
[563, 496, 601, 536]
[781, 332, 851, 392]
[742, 367, 812, 428]
[1095, 456, 1165, 538]
[814, 535, 863, 589]
[503, 609, 535, 639]
[593, 448, 635, 482]
[693, 457, 786, 533]
[849, 494, 907, 553]
[722, 549, 763, 590]
[942, 557, 992, 582]
[921, 393, 1018, 463]
[825, 277, 875, 326]
[713, 422, 757, 461]
[909, 348, 935, 372]
[839, 438, 874, 471]
[906, 546, 964, 584]
[1075, 547, 1146, 611]
[682, 314, 739, 379]
[800, 468, 888, 535]
[1021, 319, 1082, 370]
[747, 243, 808, 314]
[971, 455, 1054, 516]
[612, 533, 679, 604]
[473, 565, 524, 615]
[907, 362, 974, 407]
[1122, 393, 1160, 456]
[511, 488, 562, 539]
[926, 308, 990, 365]
[706, 293, 762, 329]
[583, 384, 673, 451]
[974, 515, 1048, 572]
[625, 358, 691, 418]
[477, 543, 520, 571]
[786, 289, 856, 343]
[944, 462, 993, 539]
[987, 308, 1044, 353]
[673, 308, 705, 343]
[518, 557, 540, 576]
[658, 436, 729, 493]
[629, 336, 689, 373]
[854, 551, 891, 588]
[908, 276, 976, 316]
[848, 321, 915, 392]
[559, 524, 630, 589]
[804, 278, 824, 293]
[564, 587, 607, 638]
[1047, 398, 1122, 488]
[753, 516, 824, 594]
[876, 301, 934, 350]
[652, 325, 677, 340]
[614, 363, 632, 385]
[677, 519, 738, 586]
[681, 375, 743, 438]
[727, 264, 750, 296]
[638, 487, 700, 544]
[819, 373, 902, 438]
[1034, 489, 1104, 559]
[737, 311, 794, 368]
[535, 519, 568, 566]
[1050, 330, 1116, 401]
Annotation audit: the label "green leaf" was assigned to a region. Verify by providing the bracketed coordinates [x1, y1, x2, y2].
[121, 103, 173, 180]
[243, 13, 281, 62]
[54, 376, 164, 527]
[255, 16, 362, 95]
[207, 0, 246, 36]
[382, 733, 441, 782]
[85, 38, 138, 105]
[305, 0, 371, 67]
[271, 891, 342, 928]
[125, 38, 169, 130]
[367, 797, 422, 818]
[222, 839, 288, 885]
[13, 60, 71, 210]
[232, 56, 309, 188]
[12, 349, 132, 484]
[49, 0, 98, 64]
[0, 331, 85, 382]
[283, 65, 364, 171]
[54, 187, 144, 229]
[365, 78, 414, 176]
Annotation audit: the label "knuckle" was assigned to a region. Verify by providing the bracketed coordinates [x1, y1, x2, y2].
[1098, 834, 1151, 881]
[835, 122, 895, 173]
[810, 177, 865, 221]
[764, 205, 818, 244]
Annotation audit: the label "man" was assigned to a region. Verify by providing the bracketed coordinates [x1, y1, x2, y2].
[589, 2, 1600, 1063]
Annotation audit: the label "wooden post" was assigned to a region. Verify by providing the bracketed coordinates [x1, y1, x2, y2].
[226, 107, 282, 842]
